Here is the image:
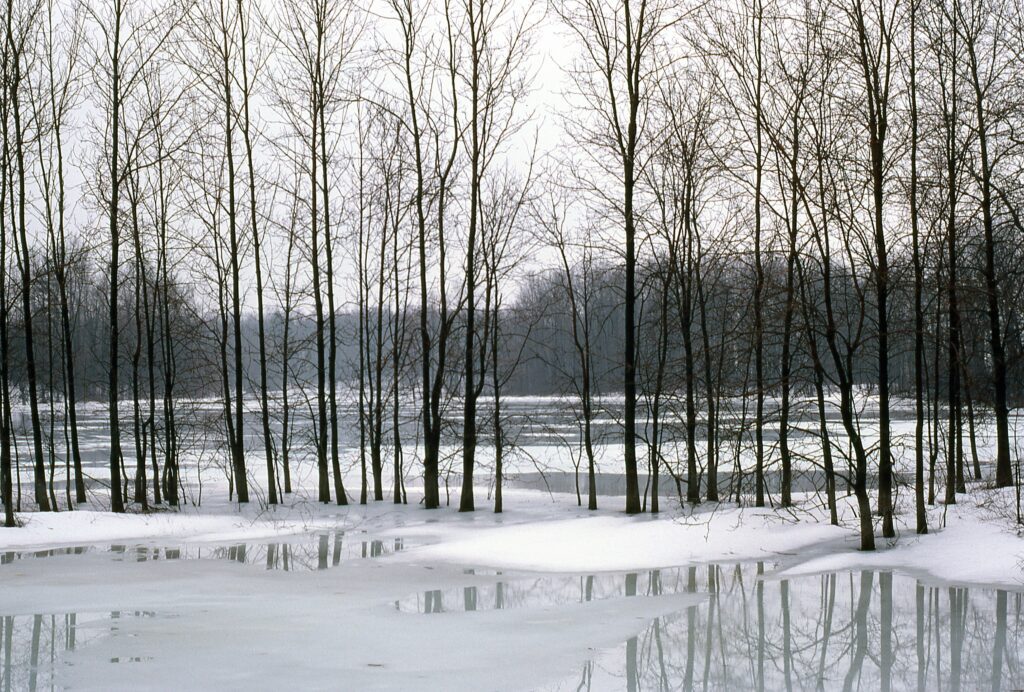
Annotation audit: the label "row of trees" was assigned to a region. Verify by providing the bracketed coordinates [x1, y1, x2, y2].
[1, 0, 1023, 550]
[545, 0, 1024, 549]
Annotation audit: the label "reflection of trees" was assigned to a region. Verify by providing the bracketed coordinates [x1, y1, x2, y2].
[399, 569, 695, 614]
[3, 562, 1019, 690]
[0, 611, 155, 692]
[563, 564, 1024, 691]
[0, 533, 408, 574]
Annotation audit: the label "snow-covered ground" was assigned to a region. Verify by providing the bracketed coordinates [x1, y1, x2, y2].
[0, 484, 1022, 690]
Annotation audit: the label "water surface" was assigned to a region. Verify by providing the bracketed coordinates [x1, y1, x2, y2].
[1, 547, 1020, 690]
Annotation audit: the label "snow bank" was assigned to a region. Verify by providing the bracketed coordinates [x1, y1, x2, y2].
[3, 486, 1022, 589]
[399, 506, 845, 573]
[777, 504, 1024, 588]
[0, 509, 332, 551]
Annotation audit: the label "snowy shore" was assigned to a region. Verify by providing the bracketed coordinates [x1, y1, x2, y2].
[3, 485, 1021, 589]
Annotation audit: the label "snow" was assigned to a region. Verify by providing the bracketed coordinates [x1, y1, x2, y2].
[0, 509, 335, 552]
[399, 506, 845, 573]
[0, 506, 706, 691]
[3, 486, 1023, 589]
[777, 502, 1024, 589]
[1, 486, 1022, 690]
[2, 393, 1024, 689]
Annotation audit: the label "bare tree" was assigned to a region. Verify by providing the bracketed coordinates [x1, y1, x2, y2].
[6, 0, 51, 511]
[235, 0, 275, 504]
[0, 4, 17, 525]
[477, 164, 534, 513]
[845, 0, 900, 537]
[534, 182, 600, 510]
[272, 0, 359, 504]
[83, 0, 176, 513]
[557, 0, 680, 514]
[953, 0, 1015, 488]
[32, 0, 86, 504]
[703, 0, 770, 507]
[457, 0, 534, 512]
[908, 0, 927, 533]
[386, 0, 463, 509]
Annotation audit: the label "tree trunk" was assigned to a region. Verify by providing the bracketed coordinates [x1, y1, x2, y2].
[106, 4, 124, 514]
[237, 1, 275, 505]
[910, 0, 927, 533]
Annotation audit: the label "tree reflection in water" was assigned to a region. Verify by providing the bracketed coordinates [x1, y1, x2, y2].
[547, 564, 1023, 691]
[1, 562, 1020, 691]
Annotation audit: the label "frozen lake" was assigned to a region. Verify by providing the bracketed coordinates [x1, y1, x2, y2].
[6, 390, 1006, 505]
[2, 395, 1023, 689]
[0, 525, 1022, 691]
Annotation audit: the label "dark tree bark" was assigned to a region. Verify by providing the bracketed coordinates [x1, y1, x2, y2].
[236, 0, 276, 505]
[936, 15, 962, 505]
[958, 3, 1012, 488]
[752, 0, 766, 509]
[0, 29, 15, 525]
[6, 2, 50, 511]
[849, 0, 895, 537]
[909, 0, 927, 534]
[102, 0, 125, 514]
[459, 0, 484, 513]
[38, 8, 85, 503]
[777, 74, 807, 509]
[620, 1, 644, 516]
[388, 0, 457, 509]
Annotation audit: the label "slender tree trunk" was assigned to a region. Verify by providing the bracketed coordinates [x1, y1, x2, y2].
[319, 92, 345, 506]
[129, 192, 146, 508]
[460, 0, 484, 513]
[357, 182, 369, 506]
[812, 176, 874, 550]
[370, 177, 386, 502]
[237, 0, 275, 505]
[779, 106, 801, 509]
[697, 250, 717, 502]
[851, 0, 894, 538]
[910, 0, 926, 534]
[106, 2, 124, 514]
[8, 21, 50, 511]
[681, 217, 699, 505]
[280, 211, 296, 495]
[622, 0, 644, 515]
[0, 57, 15, 525]
[157, 162, 175, 507]
[392, 229, 406, 505]
[143, 249, 159, 507]
[395, 7, 439, 509]
[752, 0, 766, 509]
[799, 261, 838, 526]
[491, 293, 504, 514]
[649, 261, 671, 514]
[146, 125, 168, 507]
[44, 51, 85, 503]
[963, 31, 1012, 488]
[310, 96, 330, 504]
[963, 369, 981, 480]
[559, 242, 597, 511]
[943, 38, 961, 505]
[218, 6, 247, 503]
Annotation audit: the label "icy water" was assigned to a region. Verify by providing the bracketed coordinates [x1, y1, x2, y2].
[5, 392, 931, 495]
[1, 544, 1021, 691]
[396, 565, 1024, 690]
[543, 564, 1024, 691]
[0, 531, 406, 572]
